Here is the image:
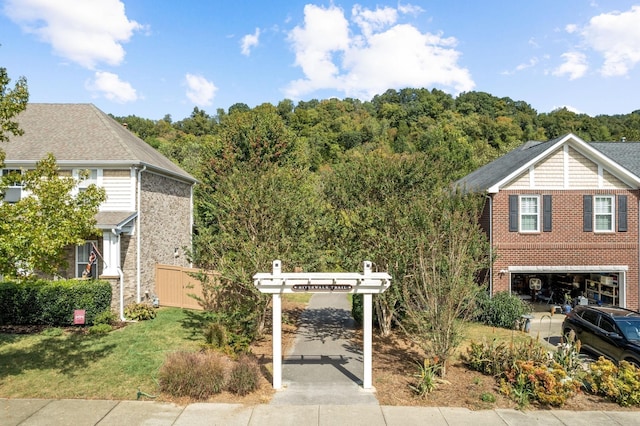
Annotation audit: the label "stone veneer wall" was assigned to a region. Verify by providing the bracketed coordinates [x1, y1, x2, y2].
[139, 171, 192, 303]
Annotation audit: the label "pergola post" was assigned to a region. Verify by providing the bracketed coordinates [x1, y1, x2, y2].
[254, 260, 391, 391]
[363, 293, 373, 389]
[272, 261, 282, 389]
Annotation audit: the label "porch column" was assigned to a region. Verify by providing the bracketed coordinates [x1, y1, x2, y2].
[100, 231, 119, 277]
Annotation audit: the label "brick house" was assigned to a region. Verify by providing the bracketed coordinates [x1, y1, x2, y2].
[457, 133, 640, 311]
[2, 104, 197, 317]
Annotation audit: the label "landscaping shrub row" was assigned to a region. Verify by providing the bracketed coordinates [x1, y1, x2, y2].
[0, 279, 112, 326]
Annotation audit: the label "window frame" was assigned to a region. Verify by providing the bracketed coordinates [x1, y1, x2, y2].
[76, 240, 98, 279]
[594, 195, 615, 233]
[519, 195, 540, 233]
[1, 169, 24, 203]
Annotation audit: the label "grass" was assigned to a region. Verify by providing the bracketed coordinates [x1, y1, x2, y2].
[0, 303, 540, 401]
[0, 308, 201, 400]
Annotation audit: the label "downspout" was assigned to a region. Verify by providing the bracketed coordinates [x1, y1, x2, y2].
[136, 165, 146, 303]
[486, 194, 493, 297]
[189, 182, 194, 268]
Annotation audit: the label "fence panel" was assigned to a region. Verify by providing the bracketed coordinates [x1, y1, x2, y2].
[155, 264, 215, 310]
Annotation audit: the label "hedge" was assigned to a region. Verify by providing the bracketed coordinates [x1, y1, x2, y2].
[0, 279, 112, 326]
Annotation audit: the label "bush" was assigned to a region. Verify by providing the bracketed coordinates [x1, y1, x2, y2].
[93, 310, 117, 326]
[158, 351, 227, 399]
[88, 323, 112, 334]
[0, 279, 112, 326]
[463, 337, 581, 407]
[124, 303, 156, 321]
[203, 321, 228, 349]
[586, 358, 640, 406]
[500, 360, 580, 408]
[473, 291, 531, 329]
[227, 354, 260, 396]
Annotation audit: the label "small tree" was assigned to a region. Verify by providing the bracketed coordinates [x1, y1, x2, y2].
[0, 65, 29, 165]
[401, 189, 489, 377]
[0, 154, 106, 278]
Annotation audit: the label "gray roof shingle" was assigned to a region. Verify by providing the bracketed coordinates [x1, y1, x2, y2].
[3, 103, 195, 183]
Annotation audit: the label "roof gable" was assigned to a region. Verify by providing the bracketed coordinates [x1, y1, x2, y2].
[3, 103, 195, 183]
[457, 133, 640, 193]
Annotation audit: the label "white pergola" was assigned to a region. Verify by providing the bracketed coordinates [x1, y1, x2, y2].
[253, 260, 392, 389]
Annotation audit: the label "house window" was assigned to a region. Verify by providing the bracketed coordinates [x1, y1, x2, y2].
[76, 241, 98, 278]
[519, 196, 539, 232]
[594, 196, 614, 232]
[73, 169, 99, 193]
[1, 169, 24, 203]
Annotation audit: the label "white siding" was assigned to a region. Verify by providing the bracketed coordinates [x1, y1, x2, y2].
[101, 169, 134, 211]
[533, 149, 564, 188]
[568, 147, 598, 188]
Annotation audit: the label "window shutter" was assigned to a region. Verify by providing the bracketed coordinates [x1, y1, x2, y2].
[543, 195, 552, 232]
[583, 195, 593, 232]
[618, 195, 627, 232]
[509, 195, 518, 232]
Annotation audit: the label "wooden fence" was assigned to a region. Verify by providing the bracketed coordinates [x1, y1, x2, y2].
[155, 264, 217, 310]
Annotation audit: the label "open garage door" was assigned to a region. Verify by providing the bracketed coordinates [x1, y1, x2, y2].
[510, 270, 624, 308]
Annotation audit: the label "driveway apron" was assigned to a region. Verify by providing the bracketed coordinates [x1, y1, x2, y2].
[269, 293, 379, 405]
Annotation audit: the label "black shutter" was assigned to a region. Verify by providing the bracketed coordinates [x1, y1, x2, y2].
[543, 195, 552, 232]
[509, 195, 518, 232]
[618, 195, 627, 232]
[583, 195, 593, 232]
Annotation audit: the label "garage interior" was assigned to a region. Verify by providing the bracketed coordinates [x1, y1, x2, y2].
[511, 272, 620, 309]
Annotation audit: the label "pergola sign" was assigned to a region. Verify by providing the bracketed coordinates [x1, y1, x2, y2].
[253, 260, 391, 390]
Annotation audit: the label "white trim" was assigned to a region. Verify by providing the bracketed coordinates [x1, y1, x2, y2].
[594, 195, 615, 232]
[507, 265, 628, 273]
[519, 195, 540, 233]
[563, 144, 569, 188]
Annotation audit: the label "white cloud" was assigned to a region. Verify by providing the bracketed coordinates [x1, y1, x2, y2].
[86, 71, 138, 103]
[581, 5, 640, 77]
[565, 24, 578, 34]
[241, 28, 260, 56]
[553, 52, 588, 80]
[285, 3, 474, 100]
[4, 0, 144, 69]
[185, 73, 217, 106]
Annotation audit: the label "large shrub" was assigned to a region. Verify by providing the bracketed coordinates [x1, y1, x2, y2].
[0, 279, 111, 326]
[473, 291, 531, 329]
[158, 351, 227, 399]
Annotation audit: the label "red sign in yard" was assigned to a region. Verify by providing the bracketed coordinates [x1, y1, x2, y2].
[74, 310, 86, 325]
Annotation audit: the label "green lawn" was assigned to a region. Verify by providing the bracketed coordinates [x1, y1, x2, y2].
[0, 303, 535, 401]
[0, 308, 203, 400]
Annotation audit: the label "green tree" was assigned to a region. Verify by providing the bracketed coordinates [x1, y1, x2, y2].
[400, 189, 489, 377]
[194, 165, 324, 335]
[0, 154, 106, 278]
[0, 66, 29, 164]
[321, 150, 447, 335]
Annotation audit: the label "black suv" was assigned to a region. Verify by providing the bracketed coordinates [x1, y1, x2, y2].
[562, 305, 640, 366]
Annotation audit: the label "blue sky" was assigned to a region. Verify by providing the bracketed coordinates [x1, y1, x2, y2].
[1, 0, 639, 121]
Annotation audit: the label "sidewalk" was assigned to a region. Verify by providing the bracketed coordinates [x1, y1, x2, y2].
[4, 398, 640, 426]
